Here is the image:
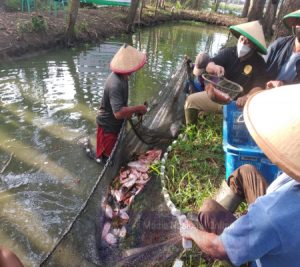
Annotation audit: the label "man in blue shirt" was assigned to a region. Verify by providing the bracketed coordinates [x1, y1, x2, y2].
[180, 84, 300, 266]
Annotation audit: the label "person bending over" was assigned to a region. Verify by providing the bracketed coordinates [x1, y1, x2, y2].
[92, 44, 147, 164]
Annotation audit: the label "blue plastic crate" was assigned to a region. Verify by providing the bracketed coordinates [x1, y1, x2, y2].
[223, 101, 258, 149]
[224, 145, 281, 184]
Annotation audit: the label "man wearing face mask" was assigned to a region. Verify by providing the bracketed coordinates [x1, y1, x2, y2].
[184, 21, 268, 125]
[265, 9, 300, 88]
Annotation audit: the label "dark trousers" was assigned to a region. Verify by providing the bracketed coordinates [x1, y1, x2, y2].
[198, 164, 268, 235]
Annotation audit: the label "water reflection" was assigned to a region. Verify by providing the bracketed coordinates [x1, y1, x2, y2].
[0, 21, 228, 266]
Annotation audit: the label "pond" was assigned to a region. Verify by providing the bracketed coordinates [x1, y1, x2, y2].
[0, 21, 229, 266]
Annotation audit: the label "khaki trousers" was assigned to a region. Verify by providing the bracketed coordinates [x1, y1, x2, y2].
[184, 91, 222, 113]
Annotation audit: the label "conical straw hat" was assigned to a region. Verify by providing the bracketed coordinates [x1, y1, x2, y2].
[244, 84, 300, 181]
[283, 9, 300, 28]
[229, 21, 267, 55]
[110, 44, 146, 74]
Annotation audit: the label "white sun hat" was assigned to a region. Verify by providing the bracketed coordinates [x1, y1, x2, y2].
[244, 84, 300, 181]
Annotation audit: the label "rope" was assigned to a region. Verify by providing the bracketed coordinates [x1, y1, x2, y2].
[0, 153, 14, 174]
[128, 118, 165, 145]
[160, 138, 194, 266]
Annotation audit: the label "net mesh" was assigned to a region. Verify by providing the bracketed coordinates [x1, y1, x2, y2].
[202, 73, 243, 100]
[40, 60, 188, 267]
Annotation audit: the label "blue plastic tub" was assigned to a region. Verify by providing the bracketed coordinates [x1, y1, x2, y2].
[223, 101, 258, 148]
[224, 145, 281, 184]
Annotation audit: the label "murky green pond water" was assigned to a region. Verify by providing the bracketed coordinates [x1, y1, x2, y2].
[0, 21, 228, 266]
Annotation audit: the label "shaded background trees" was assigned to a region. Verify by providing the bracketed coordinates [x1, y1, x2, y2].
[273, 0, 300, 39]
[4, 0, 299, 43]
[247, 0, 267, 21]
[48, 0, 300, 41]
[263, 0, 280, 37]
[139, 0, 299, 39]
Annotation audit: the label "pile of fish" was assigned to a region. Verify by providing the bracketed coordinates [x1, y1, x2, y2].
[101, 149, 162, 245]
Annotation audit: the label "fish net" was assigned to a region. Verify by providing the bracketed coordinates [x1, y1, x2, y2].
[202, 73, 243, 100]
[40, 60, 188, 267]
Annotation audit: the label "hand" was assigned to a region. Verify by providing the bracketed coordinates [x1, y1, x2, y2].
[206, 62, 225, 77]
[136, 105, 147, 115]
[212, 65, 225, 77]
[206, 84, 231, 105]
[236, 95, 248, 108]
[179, 219, 197, 240]
[266, 80, 283, 89]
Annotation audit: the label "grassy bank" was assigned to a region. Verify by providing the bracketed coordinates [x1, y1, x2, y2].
[160, 113, 230, 266]
[165, 114, 225, 213]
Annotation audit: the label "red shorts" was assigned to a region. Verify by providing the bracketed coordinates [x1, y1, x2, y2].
[96, 126, 118, 158]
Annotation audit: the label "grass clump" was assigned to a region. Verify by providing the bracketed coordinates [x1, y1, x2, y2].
[164, 114, 232, 266]
[165, 114, 225, 213]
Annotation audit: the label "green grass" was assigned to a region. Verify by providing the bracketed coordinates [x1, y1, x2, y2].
[165, 114, 225, 213]
[161, 114, 248, 266]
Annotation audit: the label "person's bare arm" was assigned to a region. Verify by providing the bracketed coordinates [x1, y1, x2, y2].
[180, 220, 228, 260]
[114, 105, 147, 120]
[236, 86, 264, 108]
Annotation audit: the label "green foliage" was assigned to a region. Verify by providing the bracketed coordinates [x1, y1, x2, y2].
[175, 0, 182, 10]
[31, 15, 47, 32]
[163, 114, 237, 266]
[210, 3, 216, 11]
[4, 0, 20, 11]
[16, 20, 32, 34]
[200, 0, 211, 9]
[16, 15, 47, 35]
[77, 19, 89, 33]
[164, 114, 225, 213]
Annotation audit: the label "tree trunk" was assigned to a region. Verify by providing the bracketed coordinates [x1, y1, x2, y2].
[158, 0, 165, 9]
[192, 0, 202, 10]
[191, 0, 198, 10]
[247, 0, 267, 21]
[263, 0, 280, 37]
[65, 0, 80, 46]
[138, 0, 144, 23]
[241, 0, 250, 17]
[154, 0, 159, 18]
[198, 0, 204, 9]
[214, 0, 222, 12]
[273, 0, 300, 40]
[126, 0, 140, 33]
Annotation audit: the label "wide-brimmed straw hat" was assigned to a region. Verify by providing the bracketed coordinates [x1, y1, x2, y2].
[229, 21, 267, 55]
[193, 52, 210, 76]
[110, 44, 146, 74]
[283, 9, 300, 28]
[244, 84, 300, 181]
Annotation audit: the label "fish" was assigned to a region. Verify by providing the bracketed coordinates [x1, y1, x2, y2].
[41, 60, 188, 266]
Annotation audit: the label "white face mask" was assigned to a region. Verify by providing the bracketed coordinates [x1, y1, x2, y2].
[237, 42, 251, 58]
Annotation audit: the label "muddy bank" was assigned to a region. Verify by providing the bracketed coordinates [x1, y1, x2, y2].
[0, 6, 245, 61]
